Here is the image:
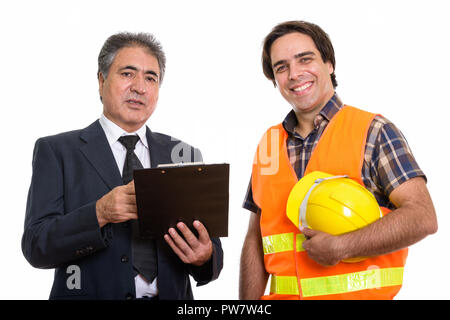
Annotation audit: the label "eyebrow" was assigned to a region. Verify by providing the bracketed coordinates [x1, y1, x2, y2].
[272, 51, 316, 69]
[120, 65, 159, 78]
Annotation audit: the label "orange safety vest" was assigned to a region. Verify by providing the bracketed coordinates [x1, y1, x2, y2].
[251, 106, 408, 300]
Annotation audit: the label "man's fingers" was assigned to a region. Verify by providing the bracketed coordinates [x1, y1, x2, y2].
[176, 222, 199, 248]
[110, 203, 137, 216]
[299, 226, 317, 238]
[168, 227, 193, 255]
[122, 194, 137, 205]
[165, 221, 213, 266]
[107, 211, 138, 223]
[122, 180, 136, 194]
[125, 210, 138, 219]
[97, 183, 138, 225]
[193, 220, 210, 243]
[164, 234, 188, 263]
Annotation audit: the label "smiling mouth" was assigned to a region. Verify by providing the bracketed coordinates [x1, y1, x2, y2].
[291, 82, 312, 93]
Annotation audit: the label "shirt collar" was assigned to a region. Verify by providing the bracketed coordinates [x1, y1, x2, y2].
[99, 114, 149, 149]
[282, 92, 344, 136]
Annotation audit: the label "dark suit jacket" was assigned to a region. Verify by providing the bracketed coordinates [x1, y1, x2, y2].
[22, 120, 223, 300]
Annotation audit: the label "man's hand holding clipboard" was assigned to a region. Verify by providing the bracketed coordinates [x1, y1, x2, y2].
[133, 163, 229, 264]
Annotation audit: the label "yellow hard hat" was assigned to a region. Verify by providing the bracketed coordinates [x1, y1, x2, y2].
[286, 171, 382, 263]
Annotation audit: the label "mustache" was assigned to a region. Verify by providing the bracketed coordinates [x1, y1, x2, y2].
[124, 94, 147, 105]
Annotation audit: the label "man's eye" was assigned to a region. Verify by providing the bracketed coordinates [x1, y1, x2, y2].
[146, 77, 158, 82]
[300, 57, 312, 63]
[275, 65, 287, 73]
[121, 72, 132, 77]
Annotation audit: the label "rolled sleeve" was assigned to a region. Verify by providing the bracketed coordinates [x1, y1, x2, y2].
[242, 178, 261, 214]
[368, 117, 426, 198]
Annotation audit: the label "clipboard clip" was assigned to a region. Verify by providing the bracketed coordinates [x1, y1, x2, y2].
[157, 162, 204, 168]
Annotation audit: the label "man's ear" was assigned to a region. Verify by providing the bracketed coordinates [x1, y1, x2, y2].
[98, 72, 105, 101]
[327, 61, 334, 75]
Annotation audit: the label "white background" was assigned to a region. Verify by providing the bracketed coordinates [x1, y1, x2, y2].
[1, 0, 449, 299]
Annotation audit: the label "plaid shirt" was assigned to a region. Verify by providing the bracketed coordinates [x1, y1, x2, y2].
[243, 93, 425, 214]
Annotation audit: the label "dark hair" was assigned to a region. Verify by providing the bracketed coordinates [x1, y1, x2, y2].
[98, 32, 166, 84]
[262, 21, 337, 88]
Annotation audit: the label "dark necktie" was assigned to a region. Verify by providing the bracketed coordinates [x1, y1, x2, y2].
[118, 135, 157, 283]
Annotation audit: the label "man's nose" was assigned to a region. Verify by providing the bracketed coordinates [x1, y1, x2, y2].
[131, 74, 147, 94]
[289, 63, 304, 81]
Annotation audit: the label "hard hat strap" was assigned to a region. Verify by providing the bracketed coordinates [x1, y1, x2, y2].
[298, 175, 348, 229]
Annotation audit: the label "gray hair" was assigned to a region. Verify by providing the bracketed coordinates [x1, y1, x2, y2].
[97, 32, 166, 84]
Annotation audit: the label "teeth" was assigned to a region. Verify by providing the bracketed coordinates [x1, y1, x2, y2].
[293, 82, 312, 92]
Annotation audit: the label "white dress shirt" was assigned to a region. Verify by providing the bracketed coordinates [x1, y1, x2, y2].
[99, 113, 158, 298]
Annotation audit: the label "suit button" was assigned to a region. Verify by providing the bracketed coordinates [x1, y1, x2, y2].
[121, 255, 129, 263]
[125, 293, 133, 300]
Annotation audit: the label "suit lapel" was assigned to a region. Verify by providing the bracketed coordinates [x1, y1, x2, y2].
[146, 127, 173, 168]
[79, 120, 123, 190]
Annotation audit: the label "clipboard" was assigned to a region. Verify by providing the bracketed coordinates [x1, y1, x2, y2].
[133, 163, 229, 239]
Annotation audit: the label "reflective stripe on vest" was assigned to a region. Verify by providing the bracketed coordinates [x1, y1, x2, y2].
[270, 267, 404, 297]
[262, 233, 305, 254]
[270, 275, 299, 295]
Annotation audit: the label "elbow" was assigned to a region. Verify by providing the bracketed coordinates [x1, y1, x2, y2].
[427, 203, 438, 235]
[421, 207, 438, 237]
[24, 255, 48, 270]
[22, 231, 53, 269]
[427, 215, 438, 236]
[23, 248, 55, 270]
[422, 189, 438, 236]
[22, 244, 44, 269]
[22, 232, 37, 268]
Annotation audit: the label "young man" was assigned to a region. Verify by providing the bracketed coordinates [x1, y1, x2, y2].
[239, 21, 437, 300]
[22, 32, 223, 300]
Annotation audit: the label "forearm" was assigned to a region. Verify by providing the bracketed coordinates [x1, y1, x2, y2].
[337, 209, 414, 260]
[239, 212, 268, 300]
[239, 236, 268, 299]
[22, 201, 108, 269]
[337, 179, 437, 261]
